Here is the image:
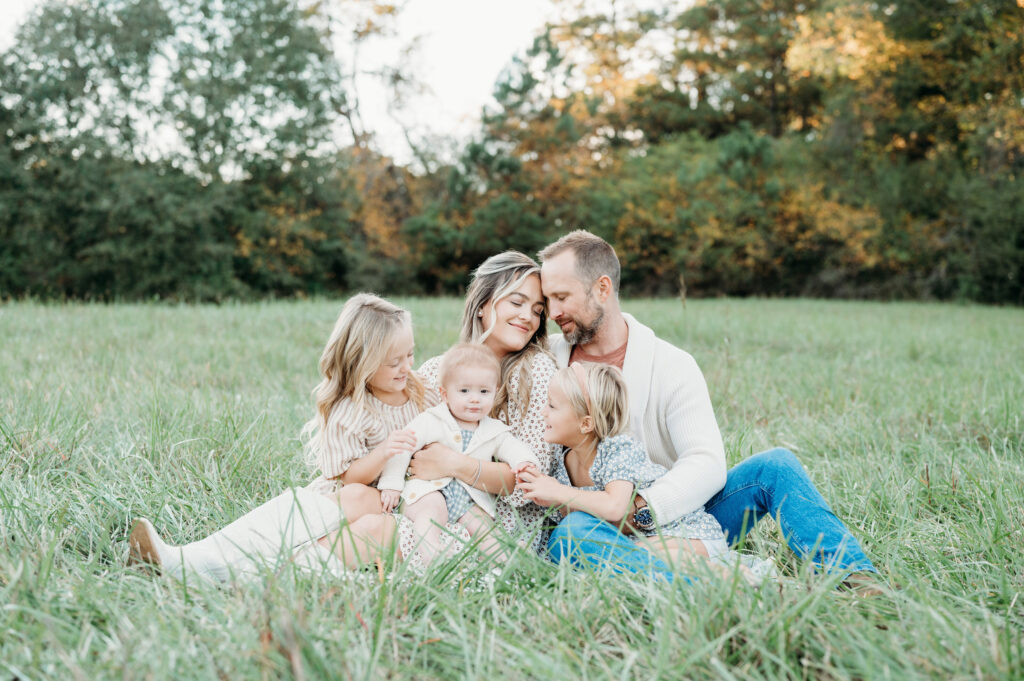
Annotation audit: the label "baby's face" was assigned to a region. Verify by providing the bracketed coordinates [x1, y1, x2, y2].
[442, 365, 498, 425]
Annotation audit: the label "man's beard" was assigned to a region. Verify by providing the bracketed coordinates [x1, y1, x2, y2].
[565, 297, 605, 346]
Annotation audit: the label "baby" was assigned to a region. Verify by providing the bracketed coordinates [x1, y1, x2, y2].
[378, 343, 538, 564]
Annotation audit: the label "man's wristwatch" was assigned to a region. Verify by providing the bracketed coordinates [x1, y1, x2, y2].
[632, 494, 655, 532]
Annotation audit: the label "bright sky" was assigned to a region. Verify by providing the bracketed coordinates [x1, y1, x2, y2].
[356, 0, 555, 162]
[0, 0, 555, 163]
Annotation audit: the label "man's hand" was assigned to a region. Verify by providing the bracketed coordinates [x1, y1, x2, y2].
[624, 492, 652, 534]
[517, 467, 567, 508]
[380, 489, 401, 513]
[408, 442, 460, 480]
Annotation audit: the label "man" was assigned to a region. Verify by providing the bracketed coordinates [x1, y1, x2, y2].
[538, 230, 879, 590]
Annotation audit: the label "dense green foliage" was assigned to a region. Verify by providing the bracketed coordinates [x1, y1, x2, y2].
[1, 0, 1022, 301]
[0, 0, 355, 299]
[1, 299, 1022, 678]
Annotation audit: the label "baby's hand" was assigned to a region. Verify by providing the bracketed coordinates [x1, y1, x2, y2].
[380, 489, 401, 513]
[380, 428, 417, 460]
[513, 461, 539, 483]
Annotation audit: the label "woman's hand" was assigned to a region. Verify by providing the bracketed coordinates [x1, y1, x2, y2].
[379, 489, 401, 514]
[517, 467, 568, 508]
[372, 428, 418, 461]
[408, 442, 461, 480]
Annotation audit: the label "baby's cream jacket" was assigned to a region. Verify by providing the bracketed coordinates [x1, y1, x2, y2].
[377, 404, 538, 518]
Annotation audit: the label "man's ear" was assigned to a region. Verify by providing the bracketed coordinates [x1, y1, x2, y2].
[579, 415, 594, 434]
[593, 274, 614, 303]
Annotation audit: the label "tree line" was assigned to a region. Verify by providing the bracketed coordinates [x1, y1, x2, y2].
[2, 0, 1021, 302]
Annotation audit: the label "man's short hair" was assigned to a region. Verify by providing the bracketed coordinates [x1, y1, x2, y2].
[538, 230, 620, 293]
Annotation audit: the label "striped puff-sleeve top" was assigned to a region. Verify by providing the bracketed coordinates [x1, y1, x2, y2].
[307, 382, 439, 493]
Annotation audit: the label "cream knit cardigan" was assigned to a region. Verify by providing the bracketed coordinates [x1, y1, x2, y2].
[549, 313, 727, 524]
[377, 403, 539, 518]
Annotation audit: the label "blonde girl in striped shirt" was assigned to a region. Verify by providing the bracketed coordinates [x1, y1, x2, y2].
[303, 293, 436, 498]
[128, 293, 439, 581]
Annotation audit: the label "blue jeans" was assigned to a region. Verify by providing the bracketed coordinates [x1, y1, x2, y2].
[546, 510, 680, 582]
[547, 447, 876, 579]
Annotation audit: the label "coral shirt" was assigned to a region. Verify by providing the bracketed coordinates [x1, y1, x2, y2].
[569, 338, 628, 370]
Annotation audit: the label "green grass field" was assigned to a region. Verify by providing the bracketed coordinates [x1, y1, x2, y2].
[1, 298, 1022, 680]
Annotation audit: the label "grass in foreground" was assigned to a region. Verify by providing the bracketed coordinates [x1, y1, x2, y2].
[1, 298, 1022, 680]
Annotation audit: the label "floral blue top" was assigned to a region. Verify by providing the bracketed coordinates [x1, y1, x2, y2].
[552, 434, 725, 541]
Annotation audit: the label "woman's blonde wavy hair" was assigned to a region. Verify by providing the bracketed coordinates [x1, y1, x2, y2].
[302, 293, 426, 463]
[459, 251, 550, 422]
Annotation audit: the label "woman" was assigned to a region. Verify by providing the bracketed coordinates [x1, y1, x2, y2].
[321, 251, 558, 569]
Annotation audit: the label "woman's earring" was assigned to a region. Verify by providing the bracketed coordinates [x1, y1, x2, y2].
[477, 310, 483, 318]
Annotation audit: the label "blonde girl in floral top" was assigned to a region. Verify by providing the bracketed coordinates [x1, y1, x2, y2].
[517, 362, 776, 584]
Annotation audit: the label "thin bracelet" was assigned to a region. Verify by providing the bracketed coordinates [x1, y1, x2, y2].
[469, 460, 482, 487]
